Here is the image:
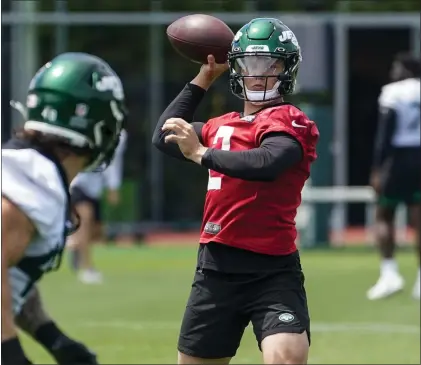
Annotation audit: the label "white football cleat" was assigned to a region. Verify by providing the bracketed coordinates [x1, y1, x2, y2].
[367, 273, 404, 300]
[78, 269, 103, 285]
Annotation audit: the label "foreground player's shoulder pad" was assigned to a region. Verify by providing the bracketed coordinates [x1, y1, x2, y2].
[378, 81, 404, 109]
[1, 149, 67, 237]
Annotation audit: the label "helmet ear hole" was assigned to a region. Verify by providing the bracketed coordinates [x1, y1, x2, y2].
[234, 80, 243, 94]
[277, 76, 293, 95]
[277, 73, 288, 81]
[230, 77, 243, 96]
[102, 125, 114, 139]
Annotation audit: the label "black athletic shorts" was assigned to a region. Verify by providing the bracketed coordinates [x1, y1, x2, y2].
[177, 249, 310, 359]
[70, 187, 102, 222]
[378, 148, 421, 207]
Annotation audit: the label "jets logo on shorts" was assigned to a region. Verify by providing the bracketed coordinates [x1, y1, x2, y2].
[279, 312, 295, 323]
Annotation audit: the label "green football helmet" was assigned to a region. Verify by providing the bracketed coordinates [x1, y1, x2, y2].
[23, 52, 127, 171]
[228, 18, 302, 103]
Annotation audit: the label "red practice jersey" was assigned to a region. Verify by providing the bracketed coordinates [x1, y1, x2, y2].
[200, 104, 319, 255]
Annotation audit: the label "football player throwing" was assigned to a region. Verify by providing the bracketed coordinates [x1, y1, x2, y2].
[153, 18, 319, 365]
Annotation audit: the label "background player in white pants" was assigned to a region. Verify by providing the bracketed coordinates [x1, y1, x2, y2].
[68, 129, 128, 284]
[368, 53, 420, 300]
[1, 52, 127, 364]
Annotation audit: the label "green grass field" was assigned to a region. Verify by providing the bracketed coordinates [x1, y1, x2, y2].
[21, 245, 420, 364]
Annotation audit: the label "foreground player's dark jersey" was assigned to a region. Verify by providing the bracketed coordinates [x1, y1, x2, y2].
[200, 104, 319, 255]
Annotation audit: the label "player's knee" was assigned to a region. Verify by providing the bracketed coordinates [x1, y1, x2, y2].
[177, 351, 230, 365]
[376, 206, 395, 223]
[375, 220, 392, 239]
[261, 332, 309, 365]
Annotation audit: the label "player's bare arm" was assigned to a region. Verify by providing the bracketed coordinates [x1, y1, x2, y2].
[370, 107, 397, 192]
[2, 197, 35, 338]
[2, 196, 35, 362]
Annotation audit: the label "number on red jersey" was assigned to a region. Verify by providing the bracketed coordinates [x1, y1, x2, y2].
[207, 126, 234, 190]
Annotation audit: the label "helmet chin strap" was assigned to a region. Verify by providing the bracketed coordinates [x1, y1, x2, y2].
[243, 80, 282, 105]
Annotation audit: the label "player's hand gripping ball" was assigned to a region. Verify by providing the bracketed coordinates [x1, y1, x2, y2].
[198, 54, 229, 84]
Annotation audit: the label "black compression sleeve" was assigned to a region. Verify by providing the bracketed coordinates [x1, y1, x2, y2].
[372, 107, 396, 169]
[201, 133, 303, 181]
[152, 83, 206, 160]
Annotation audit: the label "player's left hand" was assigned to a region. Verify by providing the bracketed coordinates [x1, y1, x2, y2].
[162, 118, 208, 164]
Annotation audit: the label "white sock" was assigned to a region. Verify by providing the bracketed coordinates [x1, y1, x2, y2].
[380, 259, 398, 276]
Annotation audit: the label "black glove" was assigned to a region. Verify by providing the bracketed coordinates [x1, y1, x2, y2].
[2, 337, 33, 365]
[50, 338, 98, 365]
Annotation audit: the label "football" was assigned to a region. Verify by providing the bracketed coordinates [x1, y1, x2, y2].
[166, 14, 234, 64]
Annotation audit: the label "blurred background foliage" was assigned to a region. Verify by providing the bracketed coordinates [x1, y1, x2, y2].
[37, 0, 421, 12]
